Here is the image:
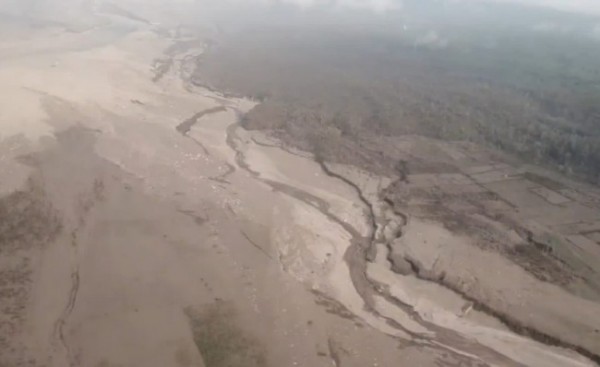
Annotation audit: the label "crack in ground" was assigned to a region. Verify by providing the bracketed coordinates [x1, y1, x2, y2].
[240, 230, 274, 260]
[53, 232, 81, 367]
[175, 106, 227, 136]
[314, 158, 377, 243]
[50, 174, 105, 367]
[175, 107, 228, 160]
[250, 136, 312, 160]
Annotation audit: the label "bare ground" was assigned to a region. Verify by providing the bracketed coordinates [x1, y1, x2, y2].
[0, 5, 599, 367]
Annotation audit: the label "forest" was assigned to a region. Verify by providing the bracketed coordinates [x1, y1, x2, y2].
[195, 0, 600, 183]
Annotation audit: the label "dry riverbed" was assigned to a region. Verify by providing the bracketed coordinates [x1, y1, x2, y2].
[0, 7, 599, 367]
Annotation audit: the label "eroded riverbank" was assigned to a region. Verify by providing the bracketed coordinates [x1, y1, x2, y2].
[1, 9, 599, 367]
[211, 105, 596, 367]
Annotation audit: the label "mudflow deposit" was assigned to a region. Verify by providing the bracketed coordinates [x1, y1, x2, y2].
[1, 1, 600, 367]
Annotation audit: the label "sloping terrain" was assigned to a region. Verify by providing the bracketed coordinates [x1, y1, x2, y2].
[0, 2, 599, 367]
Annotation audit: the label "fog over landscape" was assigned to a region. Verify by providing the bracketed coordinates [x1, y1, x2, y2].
[0, 1, 600, 367]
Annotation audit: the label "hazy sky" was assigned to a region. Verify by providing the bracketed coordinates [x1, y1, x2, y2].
[263, 0, 600, 15]
[267, 0, 399, 12]
[489, 0, 600, 15]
